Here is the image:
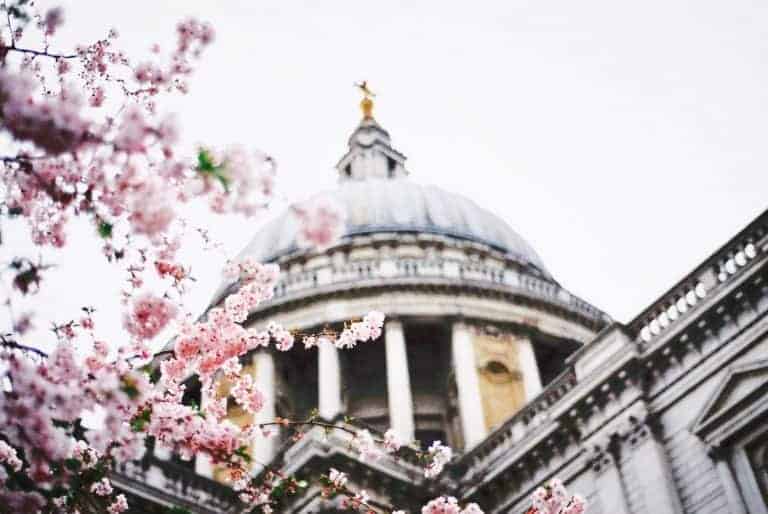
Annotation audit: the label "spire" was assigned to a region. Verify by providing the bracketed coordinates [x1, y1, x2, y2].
[336, 82, 408, 182]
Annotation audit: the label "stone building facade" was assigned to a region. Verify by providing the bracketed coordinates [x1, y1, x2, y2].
[113, 106, 768, 514]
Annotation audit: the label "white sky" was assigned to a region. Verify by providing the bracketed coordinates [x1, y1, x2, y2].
[3, 0, 768, 349]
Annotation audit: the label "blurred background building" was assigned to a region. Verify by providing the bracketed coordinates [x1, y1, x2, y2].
[114, 101, 768, 514]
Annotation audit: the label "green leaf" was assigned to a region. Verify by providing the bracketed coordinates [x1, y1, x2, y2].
[63, 458, 81, 472]
[196, 148, 217, 173]
[131, 407, 152, 432]
[195, 148, 230, 193]
[97, 221, 113, 239]
[234, 445, 252, 463]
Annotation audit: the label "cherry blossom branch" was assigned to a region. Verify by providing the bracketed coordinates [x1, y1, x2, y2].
[5, 45, 77, 59]
[0, 335, 48, 358]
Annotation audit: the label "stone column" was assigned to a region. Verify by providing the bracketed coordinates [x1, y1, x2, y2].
[451, 321, 487, 448]
[251, 351, 277, 470]
[318, 339, 343, 420]
[518, 338, 543, 401]
[385, 320, 415, 442]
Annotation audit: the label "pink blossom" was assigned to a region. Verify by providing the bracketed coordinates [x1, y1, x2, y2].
[530, 479, 586, 514]
[383, 429, 402, 453]
[89, 86, 105, 107]
[90, 477, 113, 496]
[293, 196, 346, 249]
[424, 440, 452, 478]
[159, 358, 188, 384]
[341, 490, 370, 511]
[421, 496, 461, 514]
[108, 494, 128, 514]
[43, 7, 65, 35]
[0, 441, 23, 472]
[231, 375, 265, 414]
[0, 70, 90, 154]
[328, 468, 348, 488]
[124, 293, 177, 339]
[174, 336, 200, 361]
[354, 430, 381, 461]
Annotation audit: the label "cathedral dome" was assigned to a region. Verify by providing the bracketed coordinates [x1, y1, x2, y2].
[239, 178, 550, 277]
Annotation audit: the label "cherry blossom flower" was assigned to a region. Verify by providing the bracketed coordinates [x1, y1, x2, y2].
[341, 490, 370, 511]
[91, 477, 114, 496]
[530, 479, 587, 514]
[354, 430, 381, 461]
[383, 429, 403, 453]
[293, 196, 346, 249]
[42, 7, 65, 35]
[418, 497, 485, 514]
[0, 440, 23, 472]
[124, 292, 177, 340]
[329, 468, 348, 488]
[231, 374, 265, 414]
[424, 440, 453, 478]
[108, 494, 129, 514]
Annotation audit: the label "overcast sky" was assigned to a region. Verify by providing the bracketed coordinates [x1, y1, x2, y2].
[3, 0, 768, 348]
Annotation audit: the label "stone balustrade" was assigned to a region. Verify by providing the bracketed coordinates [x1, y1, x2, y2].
[631, 211, 768, 346]
[264, 254, 604, 325]
[112, 458, 239, 514]
[458, 368, 578, 481]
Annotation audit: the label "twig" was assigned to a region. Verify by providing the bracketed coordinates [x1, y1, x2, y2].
[6, 46, 77, 59]
[0, 335, 48, 358]
[5, 3, 15, 48]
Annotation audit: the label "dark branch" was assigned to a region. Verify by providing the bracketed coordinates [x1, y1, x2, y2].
[6, 46, 78, 59]
[0, 335, 48, 358]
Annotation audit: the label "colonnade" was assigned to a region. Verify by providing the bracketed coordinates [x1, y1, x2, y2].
[189, 319, 543, 477]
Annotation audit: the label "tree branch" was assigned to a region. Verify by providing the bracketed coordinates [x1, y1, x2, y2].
[6, 46, 77, 59]
[0, 335, 48, 358]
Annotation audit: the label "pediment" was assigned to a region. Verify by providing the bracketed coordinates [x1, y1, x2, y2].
[692, 359, 768, 440]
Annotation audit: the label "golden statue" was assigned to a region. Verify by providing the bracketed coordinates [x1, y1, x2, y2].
[355, 80, 375, 119]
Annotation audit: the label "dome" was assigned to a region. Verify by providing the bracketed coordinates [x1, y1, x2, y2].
[238, 178, 550, 277]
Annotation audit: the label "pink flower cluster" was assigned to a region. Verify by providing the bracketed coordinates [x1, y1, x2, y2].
[231, 374, 266, 414]
[303, 311, 385, 350]
[1, 10, 273, 263]
[293, 196, 346, 249]
[192, 146, 276, 217]
[530, 479, 587, 514]
[0, 69, 90, 154]
[421, 497, 483, 514]
[91, 477, 114, 496]
[162, 260, 281, 384]
[108, 494, 129, 514]
[145, 400, 246, 465]
[352, 427, 402, 463]
[329, 468, 348, 488]
[124, 292, 177, 340]
[341, 489, 370, 511]
[0, 343, 150, 508]
[424, 440, 453, 478]
[0, 440, 23, 472]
